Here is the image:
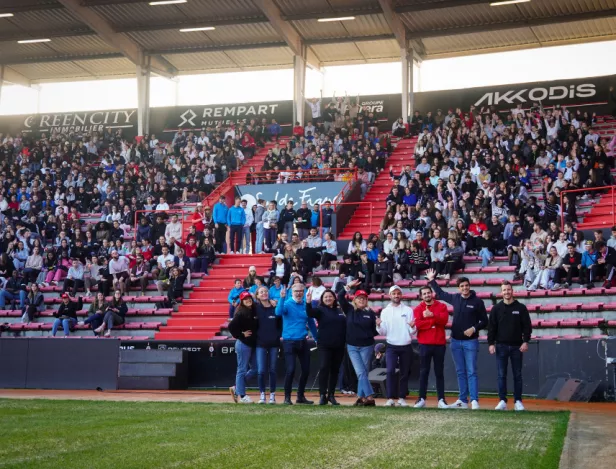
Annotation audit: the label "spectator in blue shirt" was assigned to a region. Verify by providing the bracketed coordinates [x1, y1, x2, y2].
[213, 195, 229, 254]
[228, 279, 245, 318]
[268, 119, 281, 141]
[227, 197, 246, 254]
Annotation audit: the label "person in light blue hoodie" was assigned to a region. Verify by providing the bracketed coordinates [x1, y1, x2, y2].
[275, 283, 318, 405]
[228, 279, 245, 318]
[227, 197, 246, 254]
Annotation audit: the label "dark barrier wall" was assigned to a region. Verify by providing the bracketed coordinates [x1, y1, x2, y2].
[3, 74, 613, 142]
[236, 181, 347, 209]
[121, 339, 615, 398]
[0, 338, 119, 390]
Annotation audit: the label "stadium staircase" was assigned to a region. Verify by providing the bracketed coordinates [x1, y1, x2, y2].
[339, 136, 417, 239]
[155, 253, 272, 340]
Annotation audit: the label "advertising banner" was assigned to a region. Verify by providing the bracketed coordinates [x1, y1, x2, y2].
[235, 181, 347, 209]
[149, 100, 294, 138]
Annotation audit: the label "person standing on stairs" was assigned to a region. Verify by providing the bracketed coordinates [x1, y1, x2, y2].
[425, 268, 488, 410]
[255, 286, 282, 404]
[227, 197, 246, 255]
[275, 283, 318, 405]
[213, 195, 228, 254]
[228, 291, 258, 404]
[306, 288, 346, 406]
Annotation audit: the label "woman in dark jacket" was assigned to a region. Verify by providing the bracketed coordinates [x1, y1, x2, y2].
[254, 286, 282, 404]
[307, 288, 346, 406]
[228, 291, 258, 403]
[22, 283, 44, 323]
[337, 280, 379, 406]
[269, 254, 291, 286]
[95, 289, 128, 337]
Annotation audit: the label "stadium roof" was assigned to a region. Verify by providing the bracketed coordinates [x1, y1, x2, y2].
[1, 0, 615, 84]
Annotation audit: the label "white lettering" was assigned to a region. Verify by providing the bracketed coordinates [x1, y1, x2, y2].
[90, 112, 104, 125]
[74, 113, 86, 126]
[474, 92, 492, 107]
[224, 107, 236, 116]
[122, 110, 135, 123]
[213, 107, 222, 117]
[62, 114, 72, 126]
[548, 86, 568, 100]
[111, 111, 120, 124]
[269, 104, 278, 114]
[203, 108, 212, 117]
[256, 105, 266, 115]
[237, 106, 246, 115]
[576, 83, 596, 98]
[528, 87, 548, 102]
[51, 115, 62, 127]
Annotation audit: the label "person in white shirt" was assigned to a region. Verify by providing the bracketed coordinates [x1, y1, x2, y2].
[376, 285, 416, 407]
[306, 98, 321, 119]
[241, 199, 254, 254]
[165, 214, 183, 244]
[156, 197, 170, 211]
[108, 250, 130, 296]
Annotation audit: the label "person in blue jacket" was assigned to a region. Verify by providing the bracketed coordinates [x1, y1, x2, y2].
[213, 195, 229, 254]
[268, 276, 283, 302]
[306, 288, 346, 406]
[228, 279, 245, 318]
[227, 197, 246, 254]
[580, 239, 599, 288]
[275, 282, 318, 405]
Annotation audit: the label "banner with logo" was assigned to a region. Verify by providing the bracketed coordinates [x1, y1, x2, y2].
[149, 100, 294, 138]
[413, 74, 615, 115]
[0, 108, 138, 139]
[235, 181, 347, 210]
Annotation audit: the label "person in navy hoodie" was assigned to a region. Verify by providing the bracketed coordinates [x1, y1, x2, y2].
[306, 288, 346, 406]
[338, 279, 379, 407]
[254, 285, 282, 404]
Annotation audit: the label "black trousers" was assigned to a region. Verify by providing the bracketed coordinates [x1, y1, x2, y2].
[554, 266, 579, 284]
[371, 272, 390, 289]
[215, 224, 227, 253]
[283, 339, 310, 398]
[318, 346, 345, 396]
[62, 279, 84, 295]
[229, 225, 242, 253]
[418, 344, 446, 400]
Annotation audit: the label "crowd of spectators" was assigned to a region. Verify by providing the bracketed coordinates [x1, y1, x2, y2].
[1, 96, 616, 337]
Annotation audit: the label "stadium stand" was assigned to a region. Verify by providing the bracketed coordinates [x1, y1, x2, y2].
[1, 99, 616, 344]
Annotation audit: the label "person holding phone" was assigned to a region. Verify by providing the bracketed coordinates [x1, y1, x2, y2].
[306, 288, 346, 405]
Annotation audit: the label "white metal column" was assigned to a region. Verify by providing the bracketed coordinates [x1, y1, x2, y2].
[409, 48, 415, 117]
[401, 49, 409, 123]
[293, 54, 306, 126]
[136, 59, 151, 136]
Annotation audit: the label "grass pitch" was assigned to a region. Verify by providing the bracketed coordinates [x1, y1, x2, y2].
[0, 399, 568, 469]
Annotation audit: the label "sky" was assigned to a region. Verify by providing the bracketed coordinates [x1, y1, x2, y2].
[1, 39, 616, 115]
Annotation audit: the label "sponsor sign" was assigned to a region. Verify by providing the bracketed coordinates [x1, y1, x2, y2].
[235, 181, 347, 209]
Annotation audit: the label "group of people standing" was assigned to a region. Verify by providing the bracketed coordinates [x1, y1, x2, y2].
[227, 266, 532, 410]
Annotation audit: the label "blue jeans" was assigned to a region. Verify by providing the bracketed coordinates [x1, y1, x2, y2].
[255, 224, 264, 254]
[235, 340, 257, 397]
[450, 338, 479, 403]
[52, 317, 77, 336]
[0, 290, 27, 309]
[347, 344, 374, 398]
[256, 346, 278, 393]
[496, 344, 523, 402]
[242, 226, 251, 254]
[479, 247, 493, 267]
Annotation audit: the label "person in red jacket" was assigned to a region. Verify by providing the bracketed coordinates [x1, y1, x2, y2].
[292, 121, 304, 138]
[413, 285, 449, 409]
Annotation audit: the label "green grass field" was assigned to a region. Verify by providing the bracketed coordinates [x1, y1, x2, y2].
[0, 399, 568, 469]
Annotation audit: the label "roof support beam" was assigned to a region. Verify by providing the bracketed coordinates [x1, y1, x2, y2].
[306, 34, 395, 46]
[0, 2, 63, 15]
[56, 0, 176, 78]
[377, 0, 408, 50]
[115, 17, 268, 33]
[406, 8, 616, 39]
[148, 42, 288, 56]
[0, 29, 93, 43]
[0, 66, 31, 87]
[252, 0, 318, 69]
[395, 0, 493, 13]
[1, 53, 125, 65]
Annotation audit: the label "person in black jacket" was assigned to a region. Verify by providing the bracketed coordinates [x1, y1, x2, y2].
[553, 243, 582, 289]
[357, 252, 374, 293]
[307, 288, 346, 406]
[426, 268, 488, 410]
[295, 201, 312, 240]
[371, 252, 393, 293]
[338, 280, 379, 407]
[279, 201, 296, 240]
[488, 281, 532, 411]
[51, 293, 83, 337]
[228, 291, 258, 403]
[167, 267, 187, 304]
[595, 241, 616, 288]
[95, 290, 128, 337]
[254, 286, 282, 404]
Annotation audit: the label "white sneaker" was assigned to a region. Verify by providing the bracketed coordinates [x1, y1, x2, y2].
[258, 392, 266, 404]
[239, 395, 253, 404]
[269, 393, 276, 404]
[448, 399, 468, 409]
[414, 398, 426, 408]
[229, 386, 237, 403]
[437, 399, 449, 409]
[384, 399, 396, 407]
[77, 321, 85, 326]
[471, 400, 480, 410]
[514, 401, 525, 411]
[397, 398, 408, 407]
[495, 400, 508, 411]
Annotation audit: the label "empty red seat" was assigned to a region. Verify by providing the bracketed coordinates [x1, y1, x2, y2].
[531, 320, 541, 327]
[541, 304, 559, 312]
[561, 334, 582, 339]
[560, 318, 582, 327]
[580, 318, 604, 327]
[579, 303, 603, 311]
[541, 320, 560, 327]
[537, 335, 559, 340]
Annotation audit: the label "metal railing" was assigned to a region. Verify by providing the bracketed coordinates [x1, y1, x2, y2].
[236, 167, 358, 185]
[560, 185, 616, 231]
[320, 201, 374, 238]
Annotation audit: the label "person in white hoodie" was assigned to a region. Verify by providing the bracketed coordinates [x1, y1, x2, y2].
[165, 214, 183, 244]
[376, 285, 416, 407]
